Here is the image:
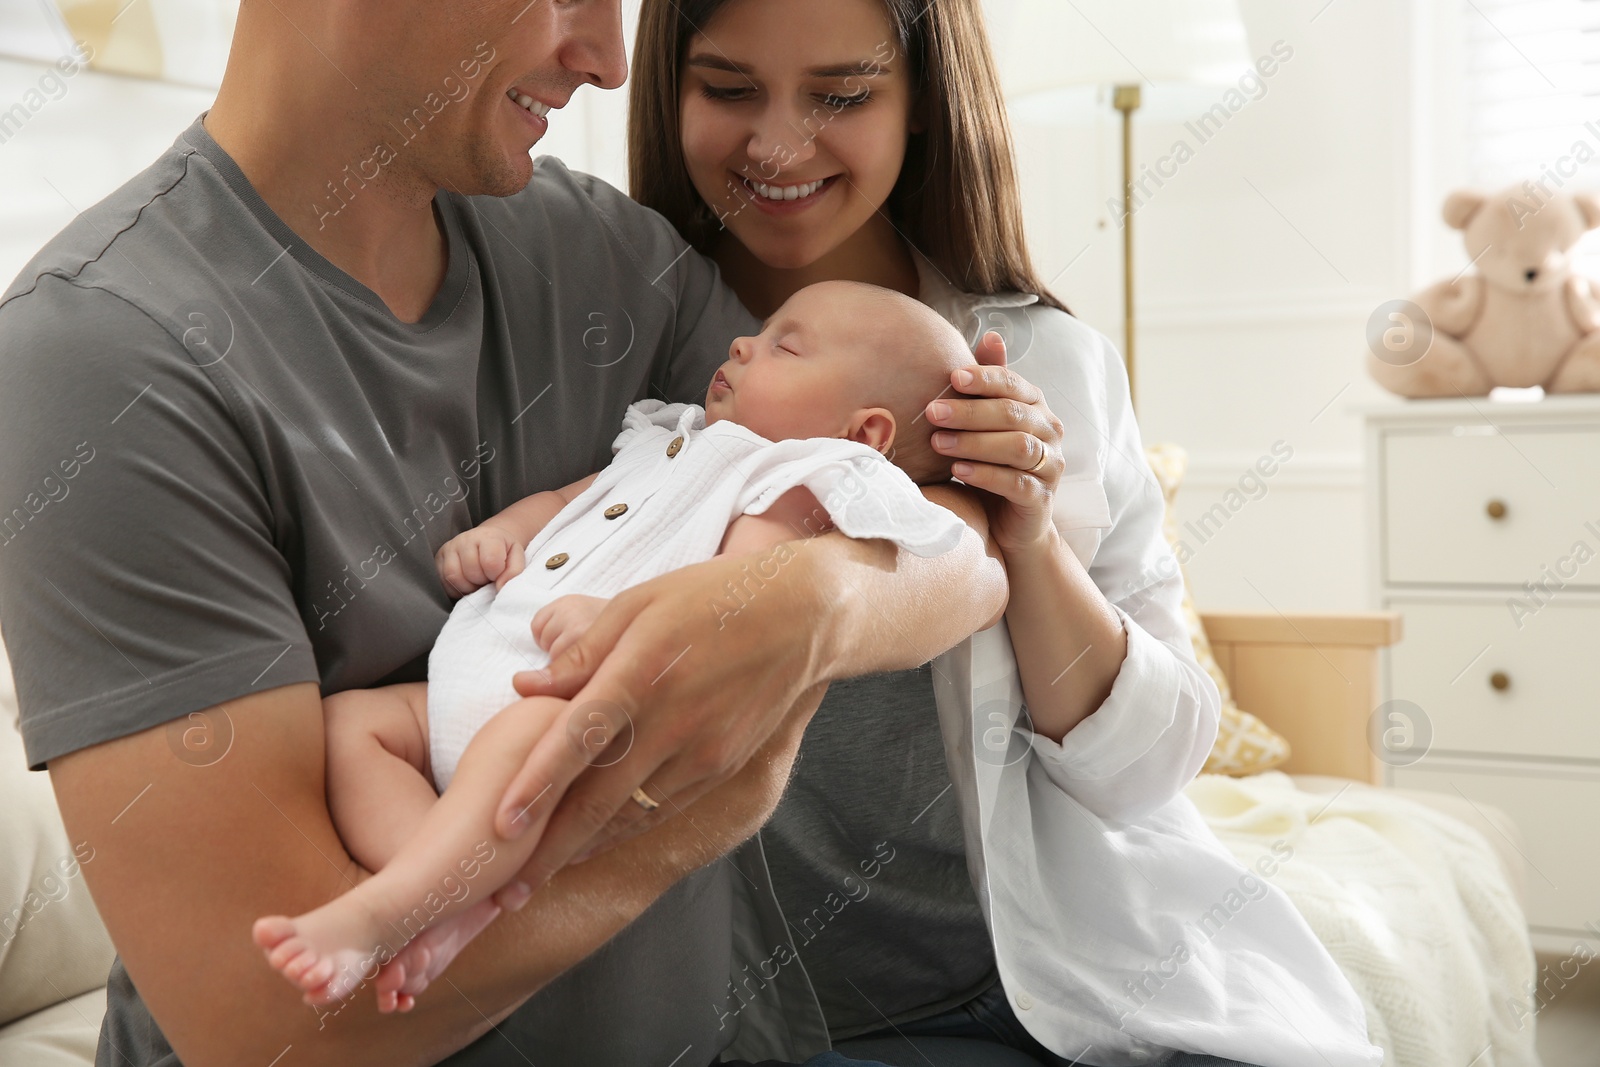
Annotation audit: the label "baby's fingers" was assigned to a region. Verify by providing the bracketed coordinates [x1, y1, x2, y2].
[548, 629, 582, 660]
[494, 542, 527, 590]
[448, 541, 487, 591]
[437, 546, 476, 598]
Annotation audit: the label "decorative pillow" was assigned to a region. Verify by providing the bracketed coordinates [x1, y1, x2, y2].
[1144, 444, 1291, 777]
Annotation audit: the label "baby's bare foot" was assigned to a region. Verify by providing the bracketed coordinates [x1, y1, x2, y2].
[252, 911, 390, 1006]
[373, 897, 505, 1012]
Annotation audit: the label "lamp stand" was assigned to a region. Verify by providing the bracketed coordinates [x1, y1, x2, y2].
[1113, 83, 1141, 410]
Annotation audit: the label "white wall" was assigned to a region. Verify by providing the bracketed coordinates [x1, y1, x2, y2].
[1007, 0, 1464, 613]
[559, 0, 1458, 615]
[2, 0, 1465, 617]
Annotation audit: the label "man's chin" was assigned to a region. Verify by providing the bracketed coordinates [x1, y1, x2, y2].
[451, 148, 537, 199]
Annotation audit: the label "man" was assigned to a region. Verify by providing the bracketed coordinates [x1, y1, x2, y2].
[0, 1, 1006, 1065]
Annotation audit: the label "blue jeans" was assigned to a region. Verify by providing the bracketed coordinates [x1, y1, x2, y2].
[810, 980, 1266, 1067]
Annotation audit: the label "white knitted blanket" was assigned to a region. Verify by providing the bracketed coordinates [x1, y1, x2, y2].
[1184, 772, 1540, 1067]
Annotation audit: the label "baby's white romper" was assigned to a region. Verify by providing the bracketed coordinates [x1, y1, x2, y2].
[426, 399, 968, 791]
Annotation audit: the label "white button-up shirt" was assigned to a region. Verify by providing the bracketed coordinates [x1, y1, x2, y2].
[722, 257, 1382, 1067]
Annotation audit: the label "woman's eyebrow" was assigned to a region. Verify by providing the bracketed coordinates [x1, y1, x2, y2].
[686, 54, 748, 74]
[685, 54, 890, 79]
[806, 61, 892, 78]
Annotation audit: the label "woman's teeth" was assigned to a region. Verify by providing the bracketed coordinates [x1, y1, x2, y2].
[507, 90, 551, 118]
[744, 177, 827, 202]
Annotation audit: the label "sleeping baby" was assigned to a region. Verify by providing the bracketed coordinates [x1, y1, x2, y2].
[251, 280, 980, 1010]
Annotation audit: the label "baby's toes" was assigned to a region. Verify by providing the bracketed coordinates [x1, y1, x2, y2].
[264, 933, 311, 972]
[289, 953, 335, 991]
[397, 947, 434, 996]
[252, 915, 296, 952]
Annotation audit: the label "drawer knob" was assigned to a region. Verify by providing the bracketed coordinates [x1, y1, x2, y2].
[1489, 671, 1510, 691]
[1485, 499, 1508, 520]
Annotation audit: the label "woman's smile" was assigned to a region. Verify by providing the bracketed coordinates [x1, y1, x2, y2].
[736, 173, 842, 214]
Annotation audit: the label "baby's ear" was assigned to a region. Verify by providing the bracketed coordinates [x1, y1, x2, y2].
[848, 409, 897, 454]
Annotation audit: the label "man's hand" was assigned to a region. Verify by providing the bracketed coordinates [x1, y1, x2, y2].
[496, 482, 1006, 883]
[489, 547, 834, 882]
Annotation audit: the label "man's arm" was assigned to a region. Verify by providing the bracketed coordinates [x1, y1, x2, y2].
[48, 679, 810, 1067]
[496, 479, 1007, 876]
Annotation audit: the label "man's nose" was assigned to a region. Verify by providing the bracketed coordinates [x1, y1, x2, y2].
[564, 0, 628, 90]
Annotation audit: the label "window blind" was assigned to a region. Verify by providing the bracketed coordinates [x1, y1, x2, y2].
[1463, 0, 1600, 261]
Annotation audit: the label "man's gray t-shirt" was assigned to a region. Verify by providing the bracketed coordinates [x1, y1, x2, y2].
[761, 665, 998, 1040]
[0, 115, 758, 1066]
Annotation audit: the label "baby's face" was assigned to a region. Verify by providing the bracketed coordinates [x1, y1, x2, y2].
[705, 286, 879, 441]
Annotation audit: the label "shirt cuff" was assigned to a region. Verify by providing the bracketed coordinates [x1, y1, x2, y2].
[1025, 605, 1183, 782]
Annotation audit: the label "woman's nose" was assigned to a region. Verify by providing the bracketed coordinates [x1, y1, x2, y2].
[746, 106, 819, 174]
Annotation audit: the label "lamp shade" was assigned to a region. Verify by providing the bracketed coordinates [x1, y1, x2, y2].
[984, 0, 1252, 97]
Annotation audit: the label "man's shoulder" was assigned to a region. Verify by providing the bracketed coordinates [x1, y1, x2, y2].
[1, 126, 206, 316]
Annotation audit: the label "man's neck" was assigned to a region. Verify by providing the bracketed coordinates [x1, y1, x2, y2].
[203, 86, 448, 324]
[712, 214, 920, 320]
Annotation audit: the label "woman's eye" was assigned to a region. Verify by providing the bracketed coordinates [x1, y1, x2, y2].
[819, 91, 871, 109]
[700, 84, 755, 102]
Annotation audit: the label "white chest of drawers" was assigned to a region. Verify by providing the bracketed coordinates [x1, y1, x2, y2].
[1366, 396, 1600, 953]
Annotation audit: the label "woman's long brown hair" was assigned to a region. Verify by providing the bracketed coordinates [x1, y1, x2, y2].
[628, 0, 1069, 314]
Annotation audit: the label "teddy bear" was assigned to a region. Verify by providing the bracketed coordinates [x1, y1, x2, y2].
[1367, 185, 1600, 397]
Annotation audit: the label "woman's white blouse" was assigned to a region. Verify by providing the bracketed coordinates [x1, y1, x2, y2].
[720, 258, 1383, 1067]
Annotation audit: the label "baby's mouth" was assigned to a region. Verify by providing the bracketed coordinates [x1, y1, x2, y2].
[711, 369, 732, 391]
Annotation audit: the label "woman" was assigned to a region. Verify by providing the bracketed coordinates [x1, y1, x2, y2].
[629, 2, 1382, 1066]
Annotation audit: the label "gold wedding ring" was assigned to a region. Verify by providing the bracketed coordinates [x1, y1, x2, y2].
[631, 786, 660, 812]
[1025, 446, 1049, 474]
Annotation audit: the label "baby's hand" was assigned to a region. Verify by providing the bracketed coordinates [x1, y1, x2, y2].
[435, 523, 527, 597]
[531, 595, 611, 659]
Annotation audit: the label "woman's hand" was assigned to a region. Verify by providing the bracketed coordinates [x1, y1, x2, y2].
[927, 331, 1064, 556]
[531, 594, 611, 659]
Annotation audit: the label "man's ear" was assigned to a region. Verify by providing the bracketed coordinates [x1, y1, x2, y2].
[848, 408, 897, 454]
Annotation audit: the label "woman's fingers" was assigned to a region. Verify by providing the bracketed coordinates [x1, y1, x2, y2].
[950, 458, 1054, 506]
[933, 428, 1055, 476]
[974, 330, 1009, 368]
[951, 364, 1044, 404]
[927, 394, 1051, 436]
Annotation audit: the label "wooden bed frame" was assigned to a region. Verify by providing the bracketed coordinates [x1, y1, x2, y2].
[1200, 612, 1403, 786]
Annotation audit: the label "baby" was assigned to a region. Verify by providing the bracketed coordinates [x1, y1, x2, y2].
[251, 281, 981, 1010]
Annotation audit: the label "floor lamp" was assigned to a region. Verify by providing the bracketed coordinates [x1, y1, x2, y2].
[983, 0, 1252, 410]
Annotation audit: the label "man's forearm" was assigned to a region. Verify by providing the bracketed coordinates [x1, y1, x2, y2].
[49, 683, 783, 1067]
[798, 483, 1008, 682]
[391, 795, 760, 1064]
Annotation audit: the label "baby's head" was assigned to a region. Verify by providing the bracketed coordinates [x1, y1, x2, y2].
[705, 281, 977, 484]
